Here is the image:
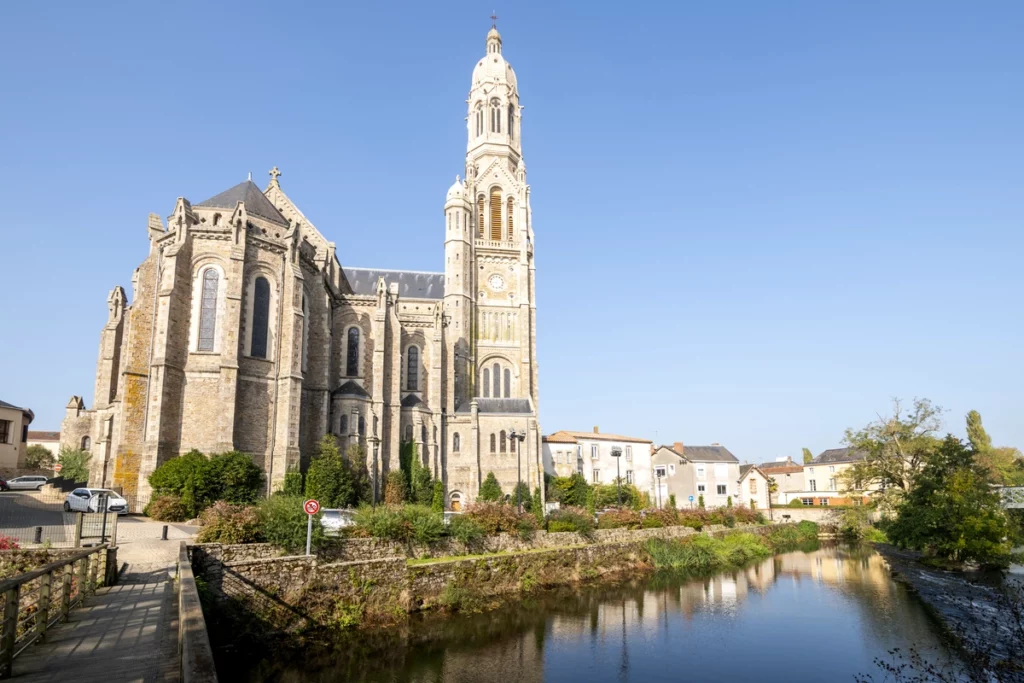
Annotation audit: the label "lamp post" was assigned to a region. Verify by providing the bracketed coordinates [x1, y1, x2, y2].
[656, 470, 663, 508]
[610, 447, 623, 506]
[368, 436, 380, 509]
[508, 427, 527, 511]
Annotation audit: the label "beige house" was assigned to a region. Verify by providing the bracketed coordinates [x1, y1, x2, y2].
[785, 448, 874, 506]
[542, 428, 653, 495]
[758, 457, 805, 504]
[738, 465, 770, 511]
[651, 443, 741, 509]
[27, 431, 61, 457]
[0, 399, 34, 471]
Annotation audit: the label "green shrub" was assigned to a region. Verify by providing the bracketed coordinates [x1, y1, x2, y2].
[646, 534, 771, 572]
[281, 471, 304, 496]
[697, 494, 705, 509]
[448, 515, 484, 545]
[196, 501, 262, 544]
[145, 495, 189, 522]
[478, 472, 503, 502]
[149, 449, 264, 518]
[545, 506, 594, 536]
[796, 521, 819, 538]
[551, 473, 589, 507]
[56, 448, 91, 484]
[406, 506, 445, 544]
[464, 502, 535, 535]
[431, 481, 445, 513]
[726, 496, 732, 508]
[206, 451, 264, 504]
[788, 498, 805, 507]
[597, 509, 642, 530]
[25, 444, 55, 470]
[640, 516, 664, 529]
[305, 435, 354, 508]
[643, 508, 680, 528]
[258, 495, 323, 553]
[764, 521, 820, 550]
[512, 481, 533, 511]
[352, 505, 444, 544]
[384, 471, 408, 505]
[668, 494, 677, 509]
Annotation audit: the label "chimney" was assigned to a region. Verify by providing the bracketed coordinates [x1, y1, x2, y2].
[673, 441, 684, 454]
[593, 426, 599, 434]
[711, 442, 721, 447]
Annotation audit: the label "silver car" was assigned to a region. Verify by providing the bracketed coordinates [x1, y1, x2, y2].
[321, 509, 356, 536]
[6, 475, 49, 491]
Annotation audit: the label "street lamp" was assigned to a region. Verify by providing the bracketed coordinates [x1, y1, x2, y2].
[610, 447, 623, 506]
[655, 470, 663, 509]
[508, 427, 527, 511]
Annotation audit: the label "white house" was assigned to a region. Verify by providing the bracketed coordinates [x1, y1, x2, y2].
[738, 464, 770, 511]
[651, 443, 742, 509]
[543, 427, 653, 496]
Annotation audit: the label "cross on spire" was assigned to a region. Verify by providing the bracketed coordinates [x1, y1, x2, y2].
[269, 166, 281, 184]
[490, 11, 498, 28]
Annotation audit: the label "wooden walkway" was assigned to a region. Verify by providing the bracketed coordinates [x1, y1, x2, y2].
[11, 567, 179, 682]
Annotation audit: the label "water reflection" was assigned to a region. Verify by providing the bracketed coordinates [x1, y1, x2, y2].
[252, 545, 948, 683]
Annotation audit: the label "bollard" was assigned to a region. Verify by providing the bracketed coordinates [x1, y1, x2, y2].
[34, 526, 43, 544]
[161, 525, 168, 541]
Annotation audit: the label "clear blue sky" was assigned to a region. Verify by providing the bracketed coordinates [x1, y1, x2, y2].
[2, 1, 1021, 462]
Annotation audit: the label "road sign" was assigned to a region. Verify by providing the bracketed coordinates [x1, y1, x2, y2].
[54, 463, 63, 473]
[303, 499, 319, 556]
[688, 495, 694, 502]
[303, 499, 320, 515]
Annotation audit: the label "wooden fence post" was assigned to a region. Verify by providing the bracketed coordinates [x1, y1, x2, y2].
[74, 513, 84, 548]
[35, 572, 51, 643]
[88, 554, 98, 596]
[60, 565, 72, 621]
[76, 558, 88, 606]
[0, 586, 20, 678]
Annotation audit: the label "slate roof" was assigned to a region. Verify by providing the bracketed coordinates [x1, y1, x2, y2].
[759, 458, 803, 474]
[27, 431, 60, 441]
[543, 430, 652, 444]
[457, 398, 533, 414]
[401, 394, 425, 408]
[677, 445, 739, 464]
[195, 180, 289, 227]
[331, 381, 370, 398]
[0, 399, 33, 420]
[739, 464, 765, 480]
[342, 268, 444, 300]
[812, 448, 866, 465]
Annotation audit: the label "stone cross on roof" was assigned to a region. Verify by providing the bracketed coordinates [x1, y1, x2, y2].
[269, 166, 281, 184]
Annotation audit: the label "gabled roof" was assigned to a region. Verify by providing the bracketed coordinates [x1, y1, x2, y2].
[342, 268, 444, 300]
[740, 464, 766, 480]
[331, 381, 370, 398]
[759, 458, 803, 474]
[27, 431, 60, 441]
[812, 448, 866, 465]
[0, 399, 33, 421]
[543, 430, 652, 444]
[195, 180, 290, 227]
[655, 444, 738, 463]
[400, 394, 425, 408]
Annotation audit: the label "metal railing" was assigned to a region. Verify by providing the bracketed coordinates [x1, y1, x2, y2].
[0, 544, 113, 679]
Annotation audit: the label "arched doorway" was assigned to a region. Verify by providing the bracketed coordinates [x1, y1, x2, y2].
[449, 491, 462, 512]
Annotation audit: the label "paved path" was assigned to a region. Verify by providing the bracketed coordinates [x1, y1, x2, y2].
[11, 563, 181, 682]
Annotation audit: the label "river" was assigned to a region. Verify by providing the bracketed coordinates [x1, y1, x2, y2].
[241, 544, 952, 682]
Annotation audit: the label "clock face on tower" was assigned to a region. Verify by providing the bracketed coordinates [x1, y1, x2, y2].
[488, 274, 506, 291]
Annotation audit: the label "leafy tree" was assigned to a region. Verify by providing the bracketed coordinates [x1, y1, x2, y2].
[149, 449, 263, 517]
[512, 481, 533, 511]
[552, 473, 589, 507]
[698, 494, 705, 509]
[478, 472, 503, 502]
[281, 470, 304, 496]
[802, 448, 814, 465]
[384, 470, 407, 505]
[668, 493, 677, 509]
[305, 435, 353, 508]
[410, 455, 434, 506]
[345, 444, 373, 504]
[966, 410, 993, 453]
[532, 486, 544, 524]
[766, 477, 779, 504]
[57, 447, 91, 484]
[726, 496, 733, 508]
[842, 398, 943, 507]
[887, 435, 1012, 567]
[25, 445, 55, 470]
[207, 451, 264, 504]
[431, 480, 445, 512]
[966, 410, 1024, 486]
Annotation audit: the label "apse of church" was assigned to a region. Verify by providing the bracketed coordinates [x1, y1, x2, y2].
[61, 26, 542, 510]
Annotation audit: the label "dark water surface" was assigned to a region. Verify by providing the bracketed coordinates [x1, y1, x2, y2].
[248, 544, 949, 683]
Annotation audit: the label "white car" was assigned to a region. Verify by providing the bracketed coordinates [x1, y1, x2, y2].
[321, 509, 356, 536]
[6, 475, 49, 491]
[64, 488, 130, 515]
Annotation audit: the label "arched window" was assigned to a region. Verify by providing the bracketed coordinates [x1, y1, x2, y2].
[489, 433, 496, 453]
[506, 197, 515, 241]
[475, 103, 483, 136]
[508, 104, 515, 140]
[500, 430, 507, 453]
[490, 99, 501, 133]
[340, 415, 348, 434]
[346, 327, 360, 376]
[492, 362, 500, 398]
[490, 188, 502, 240]
[251, 277, 271, 359]
[212, 213, 221, 226]
[358, 416, 366, 436]
[406, 346, 419, 391]
[404, 425, 413, 442]
[81, 436, 91, 451]
[421, 425, 427, 443]
[482, 368, 490, 398]
[504, 368, 511, 398]
[453, 432, 461, 452]
[197, 268, 219, 352]
[477, 195, 485, 238]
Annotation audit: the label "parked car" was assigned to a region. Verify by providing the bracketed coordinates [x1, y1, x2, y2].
[442, 511, 462, 526]
[64, 488, 129, 515]
[321, 508, 356, 536]
[0, 478, 8, 491]
[6, 475, 49, 491]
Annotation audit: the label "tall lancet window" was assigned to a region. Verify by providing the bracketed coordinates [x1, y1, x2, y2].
[504, 368, 511, 398]
[197, 268, 219, 351]
[475, 103, 484, 136]
[346, 327, 360, 376]
[506, 197, 515, 241]
[508, 104, 515, 140]
[490, 99, 501, 133]
[406, 346, 419, 391]
[490, 188, 502, 240]
[482, 368, 490, 398]
[477, 195, 486, 238]
[251, 277, 271, 359]
[492, 362, 500, 397]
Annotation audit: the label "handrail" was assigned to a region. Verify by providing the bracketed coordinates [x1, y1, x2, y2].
[0, 543, 114, 679]
[177, 542, 218, 683]
[0, 545, 107, 594]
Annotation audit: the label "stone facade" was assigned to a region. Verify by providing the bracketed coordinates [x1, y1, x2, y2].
[62, 27, 542, 508]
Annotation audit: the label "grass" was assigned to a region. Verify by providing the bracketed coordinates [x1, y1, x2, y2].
[645, 533, 773, 572]
[406, 545, 589, 566]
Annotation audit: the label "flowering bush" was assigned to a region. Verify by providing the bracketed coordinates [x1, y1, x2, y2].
[596, 508, 642, 530]
[195, 501, 262, 544]
[353, 505, 445, 544]
[464, 502, 537, 536]
[546, 506, 595, 536]
[0, 535, 20, 550]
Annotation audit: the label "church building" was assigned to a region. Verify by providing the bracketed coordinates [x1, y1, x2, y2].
[62, 26, 542, 511]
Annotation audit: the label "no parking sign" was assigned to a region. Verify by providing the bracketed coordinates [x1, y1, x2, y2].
[303, 499, 320, 555]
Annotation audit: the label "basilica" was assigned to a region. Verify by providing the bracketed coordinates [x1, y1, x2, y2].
[62, 26, 542, 510]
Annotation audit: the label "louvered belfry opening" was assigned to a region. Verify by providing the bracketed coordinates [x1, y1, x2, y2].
[477, 195, 485, 238]
[490, 187, 502, 240]
[506, 197, 514, 241]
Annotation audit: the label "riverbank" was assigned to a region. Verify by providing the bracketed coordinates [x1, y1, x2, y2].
[874, 543, 1023, 678]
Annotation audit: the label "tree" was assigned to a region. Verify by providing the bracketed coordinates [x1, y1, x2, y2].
[552, 473, 589, 507]
[206, 451, 264, 504]
[478, 472, 503, 502]
[698, 494, 705, 509]
[802, 448, 814, 465]
[346, 444, 373, 504]
[57, 448, 90, 484]
[384, 470, 407, 505]
[304, 435, 354, 508]
[842, 398, 943, 507]
[966, 410, 992, 453]
[766, 477, 779, 505]
[149, 449, 264, 517]
[512, 481, 533, 511]
[431, 480, 445, 512]
[887, 435, 1012, 567]
[25, 445, 55, 470]
[966, 410, 1024, 486]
